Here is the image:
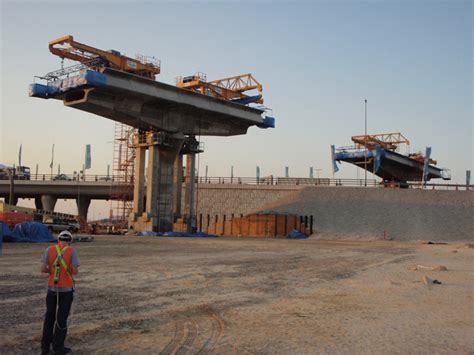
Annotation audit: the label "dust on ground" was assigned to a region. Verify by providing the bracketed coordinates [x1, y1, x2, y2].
[1, 236, 473, 353]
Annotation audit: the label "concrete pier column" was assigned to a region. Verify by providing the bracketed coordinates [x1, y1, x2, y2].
[34, 197, 43, 210]
[76, 196, 91, 221]
[132, 145, 146, 217]
[5, 196, 18, 206]
[183, 154, 192, 216]
[129, 133, 184, 233]
[184, 154, 197, 231]
[145, 145, 160, 222]
[41, 195, 57, 212]
[156, 143, 183, 231]
[172, 154, 183, 219]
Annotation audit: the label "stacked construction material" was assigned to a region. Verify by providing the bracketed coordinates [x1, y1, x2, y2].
[206, 213, 311, 237]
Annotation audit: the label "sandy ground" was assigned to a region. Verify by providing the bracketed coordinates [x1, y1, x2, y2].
[0, 236, 473, 354]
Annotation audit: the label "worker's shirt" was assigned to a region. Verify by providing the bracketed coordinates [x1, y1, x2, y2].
[41, 246, 80, 292]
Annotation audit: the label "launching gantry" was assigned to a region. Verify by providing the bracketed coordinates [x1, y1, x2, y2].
[29, 35, 275, 232]
[331, 132, 451, 186]
[48, 35, 161, 79]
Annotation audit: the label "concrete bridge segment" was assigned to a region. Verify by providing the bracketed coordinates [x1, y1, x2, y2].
[29, 69, 275, 231]
[30, 69, 273, 136]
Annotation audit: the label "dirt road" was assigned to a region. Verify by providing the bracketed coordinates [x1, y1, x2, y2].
[1, 236, 473, 353]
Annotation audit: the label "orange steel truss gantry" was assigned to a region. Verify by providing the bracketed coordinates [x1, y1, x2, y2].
[175, 73, 264, 104]
[351, 132, 410, 150]
[48, 35, 161, 80]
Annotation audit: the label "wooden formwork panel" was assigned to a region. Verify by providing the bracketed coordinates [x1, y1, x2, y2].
[257, 215, 264, 236]
[196, 213, 310, 238]
[240, 218, 250, 236]
[286, 215, 297, 233]
[223, 220, 233, 235]
[275, 214, 287, 236]
[230, 219, 237, 236]
[247, 214, 257, 236]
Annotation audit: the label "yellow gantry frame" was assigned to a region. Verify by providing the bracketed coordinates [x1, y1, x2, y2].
[351, 132, 410, 150]
[176, 73, 263, 104]
[48, 35, 161, 80]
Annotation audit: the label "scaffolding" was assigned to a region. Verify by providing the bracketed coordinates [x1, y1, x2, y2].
[110, 123, 135, 224]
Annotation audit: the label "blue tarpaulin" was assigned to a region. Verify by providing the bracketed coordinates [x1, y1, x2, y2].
[286, 230, 309, 239]
[4, 222, 56, 243]
[2, 222, 12, 238]
[137, 231, 163, 237]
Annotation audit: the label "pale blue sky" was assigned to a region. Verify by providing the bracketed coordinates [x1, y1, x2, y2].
[0, 0, 472, 216]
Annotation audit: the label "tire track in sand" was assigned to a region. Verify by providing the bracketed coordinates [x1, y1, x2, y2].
[160, 311, 224, 355]
[160, 321, 185, 355]
[197, 312, 225, 355]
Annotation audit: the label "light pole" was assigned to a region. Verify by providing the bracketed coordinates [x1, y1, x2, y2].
[316, 168, 322, 179]
[49, 144, 55, 178]
[364, 99, 368, 187]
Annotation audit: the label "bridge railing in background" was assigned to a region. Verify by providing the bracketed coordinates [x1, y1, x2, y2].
[29, 174, 115, 182]
[406, 182, 472, 191]
[22, 174, 473, 191]
[198, 176, 379, 187]
[197, 176, 472, 190]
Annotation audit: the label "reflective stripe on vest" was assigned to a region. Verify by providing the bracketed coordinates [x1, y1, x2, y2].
[47, 245, 75, 288]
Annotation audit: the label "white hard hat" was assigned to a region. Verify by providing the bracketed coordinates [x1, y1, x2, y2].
[58, 230, 73, 242]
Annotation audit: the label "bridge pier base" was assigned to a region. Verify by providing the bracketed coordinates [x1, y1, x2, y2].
[172, 154, 183, 219]
[128, 133, 204, 233]
[5, 195, 18, 206]
[129, 132, 184, 233]
[35, 197, 43, 210]
[41, 195, 57, 212]
[76, 196, 91, 221]
[132, 145, 146, 218]
[184, 153, 197, 232]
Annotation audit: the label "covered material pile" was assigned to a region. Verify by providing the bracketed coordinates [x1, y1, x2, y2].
[3, 222, 56, 243]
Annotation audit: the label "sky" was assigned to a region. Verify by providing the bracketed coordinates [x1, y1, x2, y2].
[0, 0, 472, 217]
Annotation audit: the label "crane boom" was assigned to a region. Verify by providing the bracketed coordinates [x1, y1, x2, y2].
[48, 35, 160, 79]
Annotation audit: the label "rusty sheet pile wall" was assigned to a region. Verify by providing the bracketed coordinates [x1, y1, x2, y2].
[174, 213, 312, 237]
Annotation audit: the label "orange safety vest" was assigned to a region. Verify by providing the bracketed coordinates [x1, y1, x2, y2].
[47, 245, 75, 289]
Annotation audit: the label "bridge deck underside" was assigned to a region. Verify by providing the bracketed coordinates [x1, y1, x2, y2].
[52, 69, 265, 136]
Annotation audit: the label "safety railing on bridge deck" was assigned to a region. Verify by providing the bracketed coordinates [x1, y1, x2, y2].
[11, 174, 473, 191]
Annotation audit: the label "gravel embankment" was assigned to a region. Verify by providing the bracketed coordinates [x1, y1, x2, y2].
[259, 187, 473, 242]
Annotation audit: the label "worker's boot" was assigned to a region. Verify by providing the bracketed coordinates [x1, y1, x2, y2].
[53, 347, 71, 354]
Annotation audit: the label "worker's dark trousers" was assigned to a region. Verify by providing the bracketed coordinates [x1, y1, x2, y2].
[41, 290, 74, 353]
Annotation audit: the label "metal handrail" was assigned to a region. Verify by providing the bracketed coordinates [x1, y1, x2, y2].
[4, 174, 472, 190]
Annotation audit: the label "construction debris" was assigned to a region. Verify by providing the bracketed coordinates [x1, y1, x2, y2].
[423, 241, 449, 245]
[416, 264, 447, 271]
[422, 276, 442, 285]
[73, 236, 94, 242]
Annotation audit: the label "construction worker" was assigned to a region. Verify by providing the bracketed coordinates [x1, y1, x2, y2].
[40, 230, 80, 355]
